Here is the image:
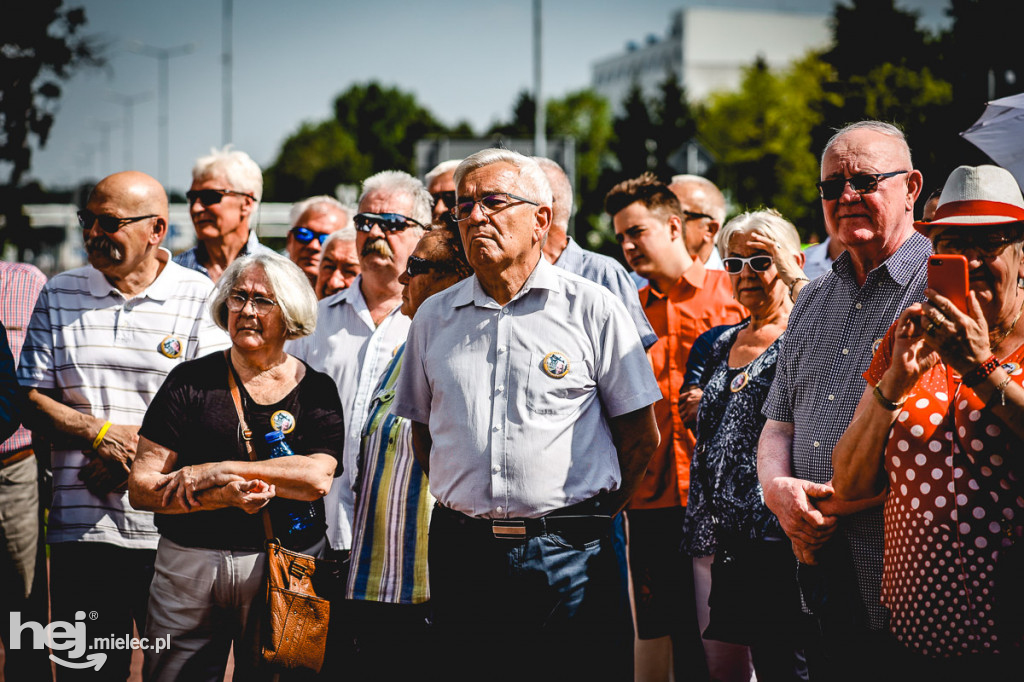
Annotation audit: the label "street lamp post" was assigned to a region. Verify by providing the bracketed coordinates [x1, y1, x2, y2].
[128, 41, 195, 187]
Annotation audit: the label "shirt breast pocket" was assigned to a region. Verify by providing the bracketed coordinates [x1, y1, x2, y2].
[525, 352, 593, 416]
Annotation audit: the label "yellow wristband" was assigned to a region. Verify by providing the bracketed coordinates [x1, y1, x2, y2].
[92, 421, 113, 450]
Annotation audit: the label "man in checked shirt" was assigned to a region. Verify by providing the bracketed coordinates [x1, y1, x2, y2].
[758, 121, 929, 680]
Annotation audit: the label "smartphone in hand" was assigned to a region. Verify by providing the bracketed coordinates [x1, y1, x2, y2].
[928, 254, 969, 313]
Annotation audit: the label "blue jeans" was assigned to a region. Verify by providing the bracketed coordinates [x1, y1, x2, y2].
[429, 506, 632, 682]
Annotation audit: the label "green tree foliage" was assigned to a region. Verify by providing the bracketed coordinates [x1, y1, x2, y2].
[699, 55, 836, 238]
[263, 120, 371, 202]
[1, 0, 101, 250]
[610, 82, 656, 179]
[486, 90, 535, 137]
[651, 71, 697, 178]
[333, 82, 446, 174]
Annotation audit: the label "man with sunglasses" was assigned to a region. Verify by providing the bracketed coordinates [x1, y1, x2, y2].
[18, 171, 229, 680]
[393, 149, 661, 682]
[425, 159, 461, 228]
[669, 174, 728, 271]
[758, 121, 930, 680]
[285, 195, 353, 287]
[174, 146, 275, 283]
[607, 172, 746, 682]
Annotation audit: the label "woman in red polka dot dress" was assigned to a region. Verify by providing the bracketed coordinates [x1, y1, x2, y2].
[832, 165, 1024, 678]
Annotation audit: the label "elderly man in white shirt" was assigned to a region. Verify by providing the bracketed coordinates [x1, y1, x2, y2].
[393, 149, 662, 682]
[287, 170, 429, 556]
[19, 170, 227, 679]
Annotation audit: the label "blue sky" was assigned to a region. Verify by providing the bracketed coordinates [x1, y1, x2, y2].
[29, 0, 950, 194]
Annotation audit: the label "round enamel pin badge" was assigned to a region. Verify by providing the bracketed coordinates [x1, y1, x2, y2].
[872, 338, 883, 355]
[270, 410, 296, 434]
[542, 351, 570, 379]
[730, 371, 750, 393]
[1002, 361, 1021, 376]
[159, 336, 182, 359]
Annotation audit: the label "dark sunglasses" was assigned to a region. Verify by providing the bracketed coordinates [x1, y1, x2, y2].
[722, 255, 774, 274]
[353, 212, 426, 233]
[431, 191, 457, 209]
[933, 229, 1019, 257]
[682, 210, 713, 221]
[405, 254, 460, 278]
[77, 209, 158, 234]
[185, 188, 254, 206]
[290, 226, 329, 245]
[816, 170, 909, 201]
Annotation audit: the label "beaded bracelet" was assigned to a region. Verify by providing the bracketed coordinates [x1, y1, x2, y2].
[961, 355, 999, 388]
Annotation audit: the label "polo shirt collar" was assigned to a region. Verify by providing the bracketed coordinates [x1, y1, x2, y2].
[325, 274, 364, 308]
[86, 247, 174, 300]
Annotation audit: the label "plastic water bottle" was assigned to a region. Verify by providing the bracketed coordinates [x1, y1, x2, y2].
[264, 431, 316, 535]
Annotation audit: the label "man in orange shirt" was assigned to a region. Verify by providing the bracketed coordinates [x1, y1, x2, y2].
[607, 173, 747, 681]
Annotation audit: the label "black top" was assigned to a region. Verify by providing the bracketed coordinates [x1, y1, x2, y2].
[683, 321, 784, 557]
[140, 351, 345, 551]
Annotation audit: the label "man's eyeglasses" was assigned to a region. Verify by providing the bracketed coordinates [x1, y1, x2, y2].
[405, 255, 460, 278]
[353, 212, 426, 233]
[683, 210, 713, 221]
[451, 193, 539, 222]
[722, 255, 774, 274]
[77, 209, 158, 234]
[431, 191, 457, 209]
[186, 188, 255, 206]
[225, 291, 278, 316]
[290, 226, 329, 245]
[816, 170, 909, 201]
[933, 229, 1019, 257]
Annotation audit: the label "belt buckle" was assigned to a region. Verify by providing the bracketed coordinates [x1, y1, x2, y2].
[492, 520, 527, 540]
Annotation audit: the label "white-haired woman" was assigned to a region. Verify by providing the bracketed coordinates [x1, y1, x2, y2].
[683, 209, 810, 681]
[129, 252, 344, 681]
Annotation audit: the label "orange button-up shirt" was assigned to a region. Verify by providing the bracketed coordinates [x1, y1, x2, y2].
[631, 260, 747, 509]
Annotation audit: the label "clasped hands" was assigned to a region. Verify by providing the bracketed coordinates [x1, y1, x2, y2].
[155, 462, 275, 514]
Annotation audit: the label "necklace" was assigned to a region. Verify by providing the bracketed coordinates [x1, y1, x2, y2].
[990, 292, 1024, 352]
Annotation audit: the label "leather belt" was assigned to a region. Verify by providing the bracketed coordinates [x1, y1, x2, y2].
[0, 447, 34, 470]
[434, 503, 614, 541]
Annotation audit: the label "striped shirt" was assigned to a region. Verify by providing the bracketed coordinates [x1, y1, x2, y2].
[0, 262, 47, 455]
[554, 238, 658, 350]
[18, 250, 229, 549]
[172, 228, 277, 279]
[287, 276, 411, 550]
[346, 344, 433, 604]
[763, 229, 930, 629]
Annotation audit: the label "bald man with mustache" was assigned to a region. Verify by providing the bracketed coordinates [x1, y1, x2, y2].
[18, 170, 229, 679]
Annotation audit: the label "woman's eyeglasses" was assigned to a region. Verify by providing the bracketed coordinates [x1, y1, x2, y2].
[77, 209, 158, 234]
[722, 255, 774, 274]
[816, 170, 908, 201]
[226, 292, 278, 315]
[405, 255, 460, 278]
[186, 189, 254, 206]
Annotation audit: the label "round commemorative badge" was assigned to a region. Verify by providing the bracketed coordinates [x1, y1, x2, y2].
[542, 351, 570, 379]
[270, 410, 296, 434]
[159, 335, 182, 359]
[730, 371, 750, 393]
[1001, 361, 1021, 376]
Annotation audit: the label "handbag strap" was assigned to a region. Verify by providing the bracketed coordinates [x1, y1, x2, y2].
[225, 350, 276, 543]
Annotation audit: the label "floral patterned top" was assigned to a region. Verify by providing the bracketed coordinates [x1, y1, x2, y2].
[683, 321, 785, 557]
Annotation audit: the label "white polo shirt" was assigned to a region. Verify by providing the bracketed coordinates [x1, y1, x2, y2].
[18, 249, 229, 549]
[393, 257, 661, 520]
[286, 276, 411, 550]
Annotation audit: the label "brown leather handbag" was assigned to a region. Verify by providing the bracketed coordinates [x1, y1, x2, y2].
[227, 354, 333, 673]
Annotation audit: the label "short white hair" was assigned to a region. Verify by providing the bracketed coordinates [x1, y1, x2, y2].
[425, 159, 462, 187]
[210, 252, 318, 340]
[191, 145, 263, 203]
[716, 208, 802, 265]
[358, 170, 432, 227]
[454, 149, 553, 206]
[821, 121, 913, 168]
[322, 225, 357, 250]
[533, 157, 573, 226]
[288, 195, 350, 226]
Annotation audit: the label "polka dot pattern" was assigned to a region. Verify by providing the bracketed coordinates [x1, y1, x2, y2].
[868, 341, 1024, 657]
